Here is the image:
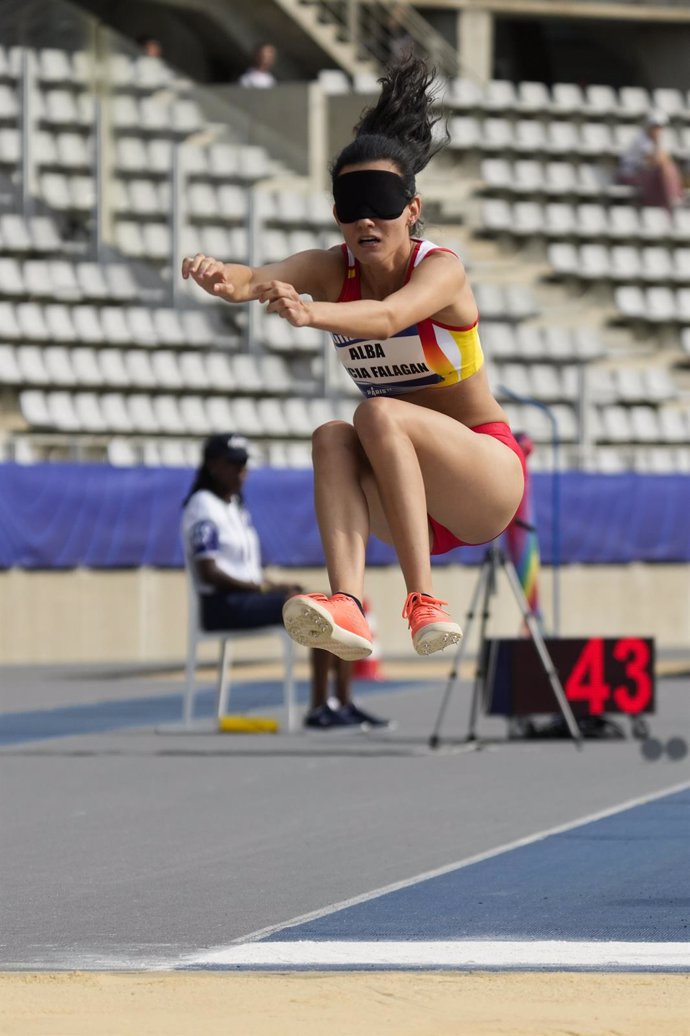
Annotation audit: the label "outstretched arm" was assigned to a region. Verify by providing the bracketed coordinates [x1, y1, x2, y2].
[258, 250, 474, 338]
[181, 249, 336, 304]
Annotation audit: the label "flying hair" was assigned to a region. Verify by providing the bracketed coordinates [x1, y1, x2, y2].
[330, 51, 447, 198]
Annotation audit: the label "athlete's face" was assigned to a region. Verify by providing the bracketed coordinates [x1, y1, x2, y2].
[333, 160, 421, 262]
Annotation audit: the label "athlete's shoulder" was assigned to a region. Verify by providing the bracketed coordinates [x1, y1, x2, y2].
[415, 238, 464, 264]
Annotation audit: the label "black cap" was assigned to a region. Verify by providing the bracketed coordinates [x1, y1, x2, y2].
[202, 433, 250, 465]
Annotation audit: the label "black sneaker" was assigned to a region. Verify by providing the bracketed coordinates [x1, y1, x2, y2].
[303, 703, 364, 730]
[337, 702, 394, 730]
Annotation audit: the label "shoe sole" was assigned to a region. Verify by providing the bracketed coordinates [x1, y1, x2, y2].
[412, 622, 463, 656]
[282, 597, 373, 661]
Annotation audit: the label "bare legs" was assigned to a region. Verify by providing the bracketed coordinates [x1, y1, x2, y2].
[310, 651, 353, 709]
[312, 397, 524, 598]
[312, 421, 370, 598]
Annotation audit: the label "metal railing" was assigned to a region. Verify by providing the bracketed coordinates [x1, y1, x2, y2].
[300, 0, 462, 76]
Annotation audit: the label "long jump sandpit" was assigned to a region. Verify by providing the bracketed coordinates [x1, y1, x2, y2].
[1, 971, 688, 1035]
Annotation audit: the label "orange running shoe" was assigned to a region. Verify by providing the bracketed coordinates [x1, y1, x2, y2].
[402, 592, 463, 656]
[282, 592, 374, 660]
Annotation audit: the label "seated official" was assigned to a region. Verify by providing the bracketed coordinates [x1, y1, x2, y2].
[181, 433, 390, 730]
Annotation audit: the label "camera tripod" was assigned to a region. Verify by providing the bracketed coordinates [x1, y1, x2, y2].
[429, 545, 583, 750]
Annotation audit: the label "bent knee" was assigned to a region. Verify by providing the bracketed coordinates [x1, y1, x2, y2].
[311, 419, 358, 460]
[352, 395, 403, 437]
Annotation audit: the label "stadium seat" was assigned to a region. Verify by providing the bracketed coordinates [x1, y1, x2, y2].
[124, 350, 157, 388]
[179, 396, 210, 436]
[256, 397, 286, 436]
[282, 397, 315, 437]
[107, 436, 138, 465]
[449, 78, 483, 111]
[546, 121, 579, 156]
[483, 80, 517, 113]
[205, 395, 235, 429]
[550, 82, 584, 116]
[43, 345, 76, 386]
[610, 245, 641, 281]
[513, 201, 543, 236]
[179, 351, 210, 390]
[73, 305, 105, 344]
[482, 198, 512, 233]
[128, 393, 159, 433]
[71, 348, 102, 386]
[17, 302, 49, 340]
[0, 257, 24, 295]
[513, 122, 547, 155]
[0, 343, 20, 383]
[151, 350, 183, 389]
[548, 241, 577, 276]
[509, 157, 542, 192]
[260, 355, 291, 394]
[232, 353, 263, 393]
[47, 390, 81, 431]
[99, 349, 130, 387]
[618, 86, 651, 119]
[544, 203, 577, 238]
[152, 394, 183, 434]
[101, 306, 131, 346]
[19, 389, 51, 427]
[74, 392, 107, 433]
[480, 321, 515, 359]
[448, 115, 480, 150]
[482, 118, 514, 152]
[17, 345, 49, 384]
[231, 397, 264, 436]
[580, 243, 610, 280]
[516, 81, 550, 115]
[584, 84, 618, 118]
[204, 352, 235, 391]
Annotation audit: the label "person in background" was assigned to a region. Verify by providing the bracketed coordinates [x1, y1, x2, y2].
[181, 434, 390, 730]
[238, 43, 277, 89]
[137, 35, 163, 59]
[616, 109, 685, 211]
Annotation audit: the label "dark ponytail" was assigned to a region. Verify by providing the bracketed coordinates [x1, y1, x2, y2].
[182, 464, 216, 507]
[330, 52, 446, 197]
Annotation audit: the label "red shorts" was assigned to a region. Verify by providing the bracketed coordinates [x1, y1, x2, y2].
[429, 422, 526, 556]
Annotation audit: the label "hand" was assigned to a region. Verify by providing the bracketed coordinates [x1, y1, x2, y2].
[256, 281, 312, 327]
[265, 581, 304, 597]
[181, 254, 239, 302]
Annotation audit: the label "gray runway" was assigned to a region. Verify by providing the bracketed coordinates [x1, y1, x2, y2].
[1, 664, 688, 970]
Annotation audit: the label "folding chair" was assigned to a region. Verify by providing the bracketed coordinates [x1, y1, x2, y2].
[182, 569, 297, 732]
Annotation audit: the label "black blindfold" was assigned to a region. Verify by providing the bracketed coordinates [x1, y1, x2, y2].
[333, 170, 411, 223]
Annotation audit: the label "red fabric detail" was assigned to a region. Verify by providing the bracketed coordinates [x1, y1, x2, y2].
[428, 422, 527, 556]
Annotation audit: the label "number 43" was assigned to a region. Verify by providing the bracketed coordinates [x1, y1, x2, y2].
[565, 638, 652, 715]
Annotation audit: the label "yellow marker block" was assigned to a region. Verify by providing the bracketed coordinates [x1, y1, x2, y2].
[218, 715, 279, 734]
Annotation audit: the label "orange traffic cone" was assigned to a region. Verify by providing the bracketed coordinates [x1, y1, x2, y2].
[353, 598, 385, 681]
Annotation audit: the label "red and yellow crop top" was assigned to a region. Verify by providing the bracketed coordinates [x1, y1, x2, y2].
[332, 239, 484, 398]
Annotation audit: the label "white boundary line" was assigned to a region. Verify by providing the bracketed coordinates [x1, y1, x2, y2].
[181, 778, 690, 967]
[187, 940, 690, 970]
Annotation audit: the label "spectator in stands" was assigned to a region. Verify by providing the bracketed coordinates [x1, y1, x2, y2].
[238, 43, 277, 89]
[616, 110, 685, 211]
[182, 433, 390, 730]
[138, 35, 163, 59]
[182, 53, 526, 662]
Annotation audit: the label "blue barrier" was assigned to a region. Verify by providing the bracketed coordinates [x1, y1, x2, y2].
[0, 463, 688, 569]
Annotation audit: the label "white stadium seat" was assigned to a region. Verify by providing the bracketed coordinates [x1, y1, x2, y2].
[71, 348, 102, 386]
[43, 345, 76, 385]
